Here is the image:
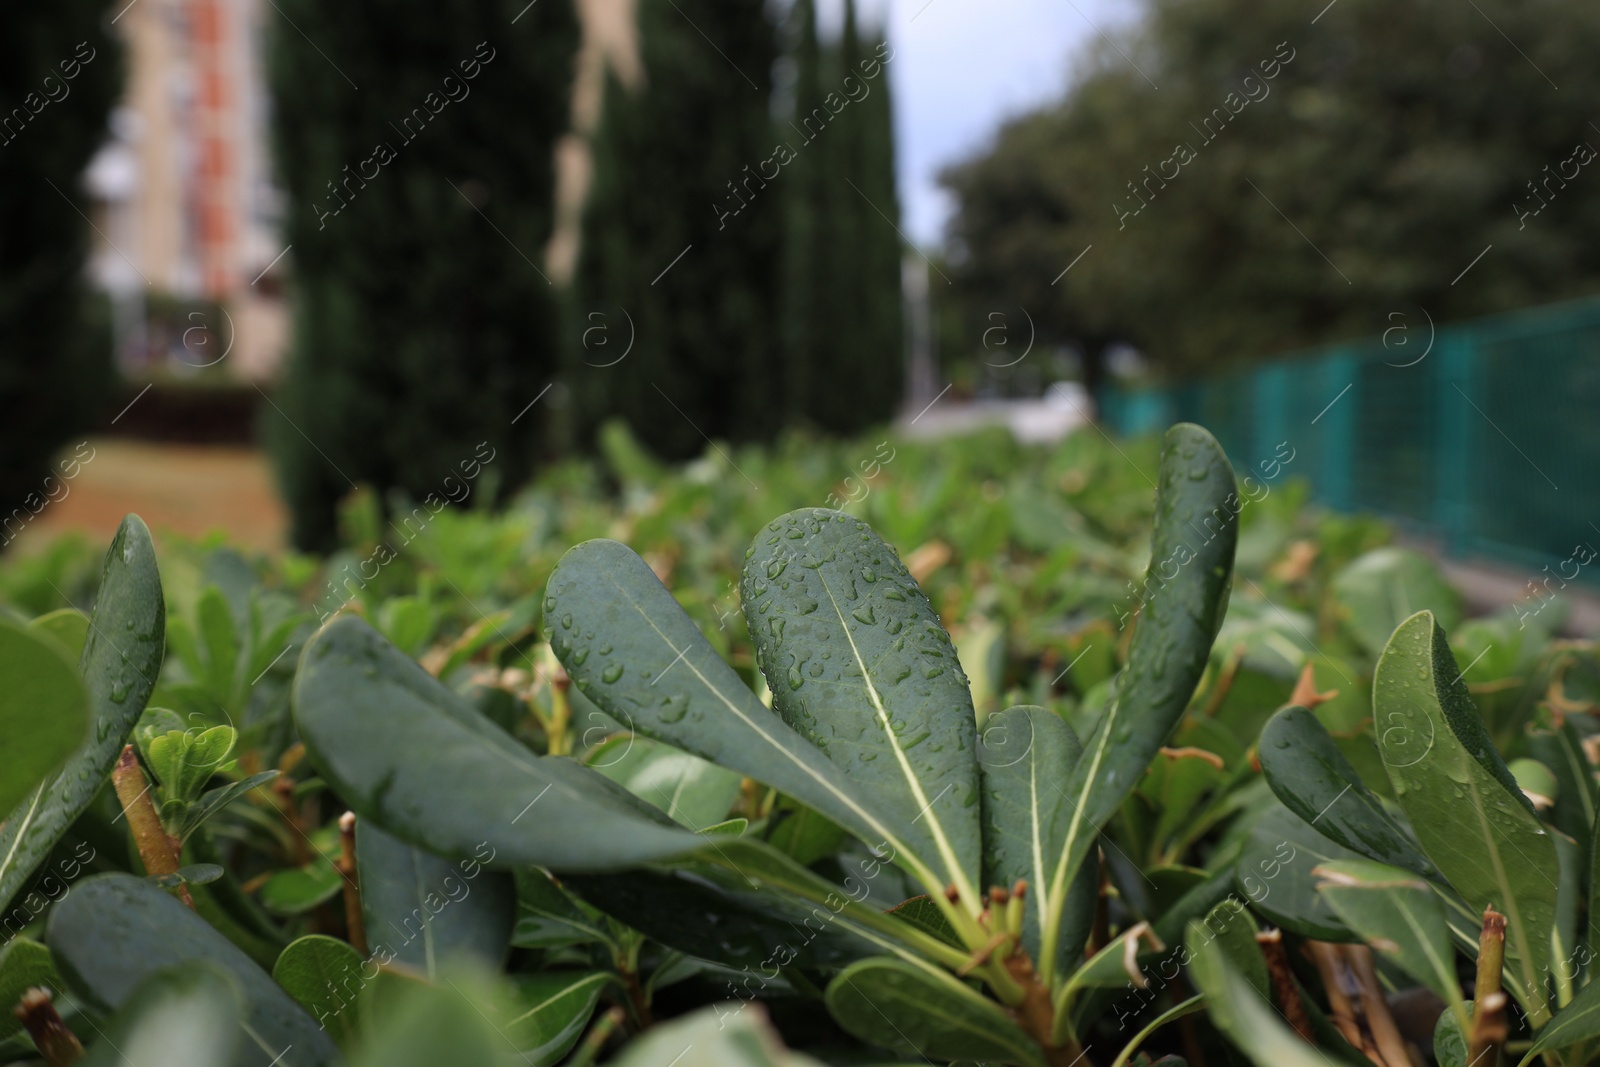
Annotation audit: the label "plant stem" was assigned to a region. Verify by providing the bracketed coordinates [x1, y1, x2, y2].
[112, 745, 192, 908]
[1469, 907, 1508, 1067]
[336, 811, 367, 955]
[12, 988, 81, 1066]
[1306, 941, 1373, 1060]
[998, 950, 1082, 1067]
[1256, 929, 1313, 1041]
[615, 936, 653, 1030]
[566, 1006, 625, 1067]
[1347, 944, 1411, 1067]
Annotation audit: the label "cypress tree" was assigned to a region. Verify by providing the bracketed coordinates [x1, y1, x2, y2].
[780, 0, 902, 434]
[0, 3, 121, 529]
[267, 0, 578, 551]
[855, 10, 904, 417]
[570, 0, 781, 460]
[777, 0, 824, 427]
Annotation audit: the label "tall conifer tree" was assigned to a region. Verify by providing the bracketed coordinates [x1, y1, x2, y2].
[0, 2, 121, 526]
[571, 0, 781, 459]
[267, 0, 578, 550]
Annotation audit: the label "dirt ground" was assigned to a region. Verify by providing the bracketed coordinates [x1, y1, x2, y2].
[17, 439, 288, 555]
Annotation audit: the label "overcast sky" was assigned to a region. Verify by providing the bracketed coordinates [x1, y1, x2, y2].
[816, 0, 1142, 247]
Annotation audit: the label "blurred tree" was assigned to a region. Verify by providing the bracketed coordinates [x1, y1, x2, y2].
[267, 0, 578, 550]
[780, 0, 903, 433]
[778, 0, 824, 426]
[800, 1, 902, 435]
[850, 7, 905, 421]
[941, 0, 1600, 377]
[570, 0, 781, 460]
[0, 4, 121, 530]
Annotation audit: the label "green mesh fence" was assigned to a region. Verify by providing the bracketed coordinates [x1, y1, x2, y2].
[1100, 296, 1600, 582]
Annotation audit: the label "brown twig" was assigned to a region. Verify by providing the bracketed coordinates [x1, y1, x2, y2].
[14, 989, 81, 1066]
[1307, 941, 1379, 1063]
[1257, 929, 1314, 1041]
[1346, 944, 1413, 1067]
[336, 811, 367, 955]
[1468, 908, 1508, 1067]
[112, 746, 192, 908]
[1087, 849, 1110, 957]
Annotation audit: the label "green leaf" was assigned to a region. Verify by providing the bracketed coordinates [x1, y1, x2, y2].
[347, 967, 501, 1067]
[763, 798, 848, 865]
[0, 516, 165, 915]
[152, 863, 225, 889]
[140, 723, 237, 803]
[294, 616, 697, 870]
[356, 821, 515, 976]
[741, 508, 983, 903]
[1108, 994, 1204, 1067]
[1374, 610, 1559, 1024]
[1236, 802, 1360, 940]
[272, 934, 365, 1045]
[825, 957, 1046, 1067]
[258, 854, 344, 916]
[886, 895, 962, 947]
[511, 868, 613, 950]
[1519, 973, 1600, 1064]
[565, 835, 957, 970]
[198, 585, 243, 703]
[1259, 705, 1434, 876]
[48, 872, 340, 1066]
[1186, 918, 1331, 1067]
[977, 705, 1096, 976]
[1041, 423, 1238, 984]
[604, 1003, 827, 1067]
[0, 619, 88, 822]
[79, 964, 244, 1067]
[178, 770, 280, 841]
[1053, 920, 1172, 1043]
[1509, 758, 1559, 809]
[584, 734, 743, 830]
[0, 939, 63, 1041]
[1314, 858, 1468, 1035]
[545, 539, 925, 885]
[1332, 547, 1462, 658]
[500, 970, 610, 1065]
[1435, 1003, 1469, 1067]
[27, 609, 89, 660]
